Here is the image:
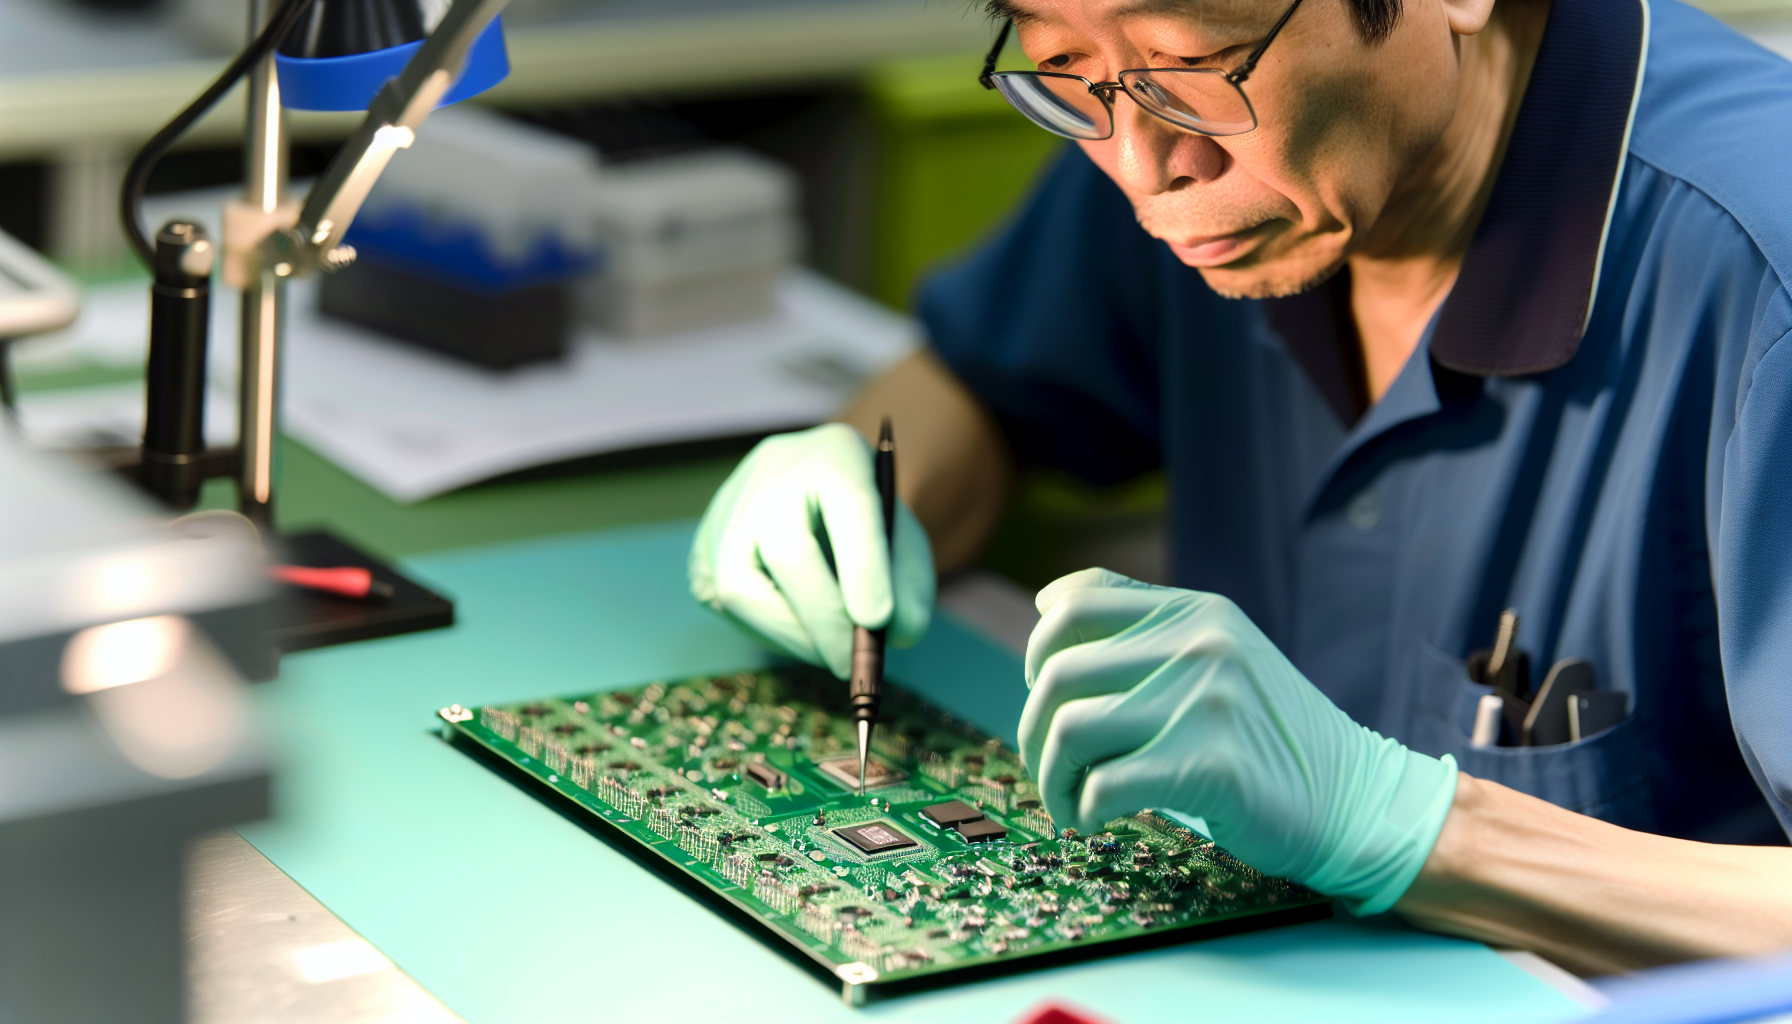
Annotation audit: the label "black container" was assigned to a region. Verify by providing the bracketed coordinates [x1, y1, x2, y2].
[318, 257, 570, 370]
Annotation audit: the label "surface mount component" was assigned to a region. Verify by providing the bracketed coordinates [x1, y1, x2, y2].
[745, 761, 786, 791]
[817, 756, 905, 790]
[955, 818, 1009, 844]
[833, 821, 920, 856]
[920, 800, 984, 828]
[440, 667, 1329, 1005]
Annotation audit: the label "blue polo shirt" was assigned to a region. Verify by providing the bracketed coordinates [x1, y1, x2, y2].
[921, 0, 1792, 843]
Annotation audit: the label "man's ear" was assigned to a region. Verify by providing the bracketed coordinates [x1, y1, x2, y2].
[1441, 0, 1497, 35]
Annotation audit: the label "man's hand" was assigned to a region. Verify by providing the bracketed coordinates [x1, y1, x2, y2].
[1020, 568, 1458, 914]
[689, 424, 934, 679]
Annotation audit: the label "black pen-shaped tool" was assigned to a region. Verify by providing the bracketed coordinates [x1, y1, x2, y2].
[851, 418, 896, 795]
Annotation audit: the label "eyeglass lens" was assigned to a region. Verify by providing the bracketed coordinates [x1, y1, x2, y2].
[989, 74, 1113, 140]
[991, 69, 1255, 141]
[1122, 71, 1256, 136]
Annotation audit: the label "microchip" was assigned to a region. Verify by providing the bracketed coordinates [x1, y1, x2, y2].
[956, 818, 1008, 843]
[921, 800, 984, 828]
[833, 820, 920, 855]
[816, 757, 906, 790]
[744, 761, 786, 791]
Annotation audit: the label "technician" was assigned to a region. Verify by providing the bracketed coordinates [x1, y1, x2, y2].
[690, 0, 1792, 973]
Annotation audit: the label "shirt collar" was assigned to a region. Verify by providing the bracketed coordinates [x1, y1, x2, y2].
[1430, 0, 1650, 377]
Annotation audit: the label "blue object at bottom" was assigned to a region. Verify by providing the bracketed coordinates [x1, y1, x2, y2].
[1585, 954, 1792, 1024]
[275, 17, 508, 112]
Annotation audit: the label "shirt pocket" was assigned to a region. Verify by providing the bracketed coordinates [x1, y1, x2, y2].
[1411, 639, 1656, 832]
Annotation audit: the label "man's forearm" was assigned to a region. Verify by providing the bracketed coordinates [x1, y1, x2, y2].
[1396, 773, 1792, 975]
[838, 348, 1012, 573]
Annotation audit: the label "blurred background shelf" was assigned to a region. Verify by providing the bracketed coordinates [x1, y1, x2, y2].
[0, 0, 997, 157]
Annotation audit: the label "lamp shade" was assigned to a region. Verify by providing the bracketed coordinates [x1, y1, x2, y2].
[274, 0, 508, 112]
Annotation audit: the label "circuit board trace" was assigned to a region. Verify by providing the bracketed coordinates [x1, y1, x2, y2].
[440, 667, 1327, 1003]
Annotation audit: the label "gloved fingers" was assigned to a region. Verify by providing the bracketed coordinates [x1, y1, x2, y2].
[1034, 691, 1129, 832]
[1033, 687, 1173, 832]
[1074, 738, 1242, 837]
[712, 556, 823, 668]
[1025, 576, 1186, 686]
[1018, 604, 1194, 773]
[710, 497, 827, 670]
[808, 427, 895, 633]
[687, 451, 763, 606]
[757, 509, 856, 679]
[887, 501, 935, 648]
[1034, 567, 1167, 616]
[1075, 757, 1171, 835]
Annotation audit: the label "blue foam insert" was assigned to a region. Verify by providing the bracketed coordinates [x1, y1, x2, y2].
[237, 521, 1588, 1023]
[275, 16, 507, 112]
[345, 204, 599, 293]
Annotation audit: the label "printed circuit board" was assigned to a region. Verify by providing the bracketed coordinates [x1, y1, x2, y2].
[439, 667, 1329, 1003]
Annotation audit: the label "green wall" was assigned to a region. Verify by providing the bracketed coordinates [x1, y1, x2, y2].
[864, 51, 1065, 311]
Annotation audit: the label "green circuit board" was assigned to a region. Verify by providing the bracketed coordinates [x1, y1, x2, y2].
[439, 667, 1328, 1003]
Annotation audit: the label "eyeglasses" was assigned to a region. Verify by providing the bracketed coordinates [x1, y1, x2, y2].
[978, 0, 1306, 140]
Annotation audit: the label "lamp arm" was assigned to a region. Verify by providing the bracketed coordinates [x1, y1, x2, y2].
[260, 0, 510, 277]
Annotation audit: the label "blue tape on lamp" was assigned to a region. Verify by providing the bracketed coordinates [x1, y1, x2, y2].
[274, 17, 508, 112]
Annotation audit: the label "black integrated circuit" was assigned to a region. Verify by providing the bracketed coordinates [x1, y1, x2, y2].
[833, 821, 920, 855]
[955, 818, 1008, 843]
[920, 800, 984, 827]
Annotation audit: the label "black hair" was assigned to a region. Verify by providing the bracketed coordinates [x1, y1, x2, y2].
[1349, 0, 1402, 42]
[983, 0, 1405, 45]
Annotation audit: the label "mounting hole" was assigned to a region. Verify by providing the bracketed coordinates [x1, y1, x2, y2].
[835, 962, 879, 985]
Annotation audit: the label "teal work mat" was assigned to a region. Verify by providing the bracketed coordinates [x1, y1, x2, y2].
[239, 521, 1586, 1023]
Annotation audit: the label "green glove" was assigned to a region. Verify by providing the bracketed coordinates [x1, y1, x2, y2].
[689, 424, 934, 679]
[1019, 568, 1458, 915]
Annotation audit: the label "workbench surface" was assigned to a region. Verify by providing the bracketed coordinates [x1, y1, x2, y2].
[232, 520, 1587, 1023]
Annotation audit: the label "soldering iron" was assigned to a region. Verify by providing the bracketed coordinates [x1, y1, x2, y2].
[851, 418, 896, 793]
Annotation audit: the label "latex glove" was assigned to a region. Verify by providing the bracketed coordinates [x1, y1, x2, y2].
[1019, 568, 1458, 915]
[689, 424, 934, 679]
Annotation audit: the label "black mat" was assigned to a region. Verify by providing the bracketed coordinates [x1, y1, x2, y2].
[269, 531, 454, 653]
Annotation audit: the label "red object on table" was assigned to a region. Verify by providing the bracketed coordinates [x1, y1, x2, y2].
[273, 563, 381, 599]
[1014, 1002, 1111, 1024]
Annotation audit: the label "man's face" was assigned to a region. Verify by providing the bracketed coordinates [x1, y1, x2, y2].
[1008, 0, 1467, 298]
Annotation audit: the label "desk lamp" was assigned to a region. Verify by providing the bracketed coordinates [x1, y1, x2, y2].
[119, 0, 513, 654]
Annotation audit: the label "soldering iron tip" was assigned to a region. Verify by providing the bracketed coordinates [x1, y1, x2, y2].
[857, 719, 870, 794]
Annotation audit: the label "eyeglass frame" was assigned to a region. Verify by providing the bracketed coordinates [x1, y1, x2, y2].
[976, 0, 1308, 139]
